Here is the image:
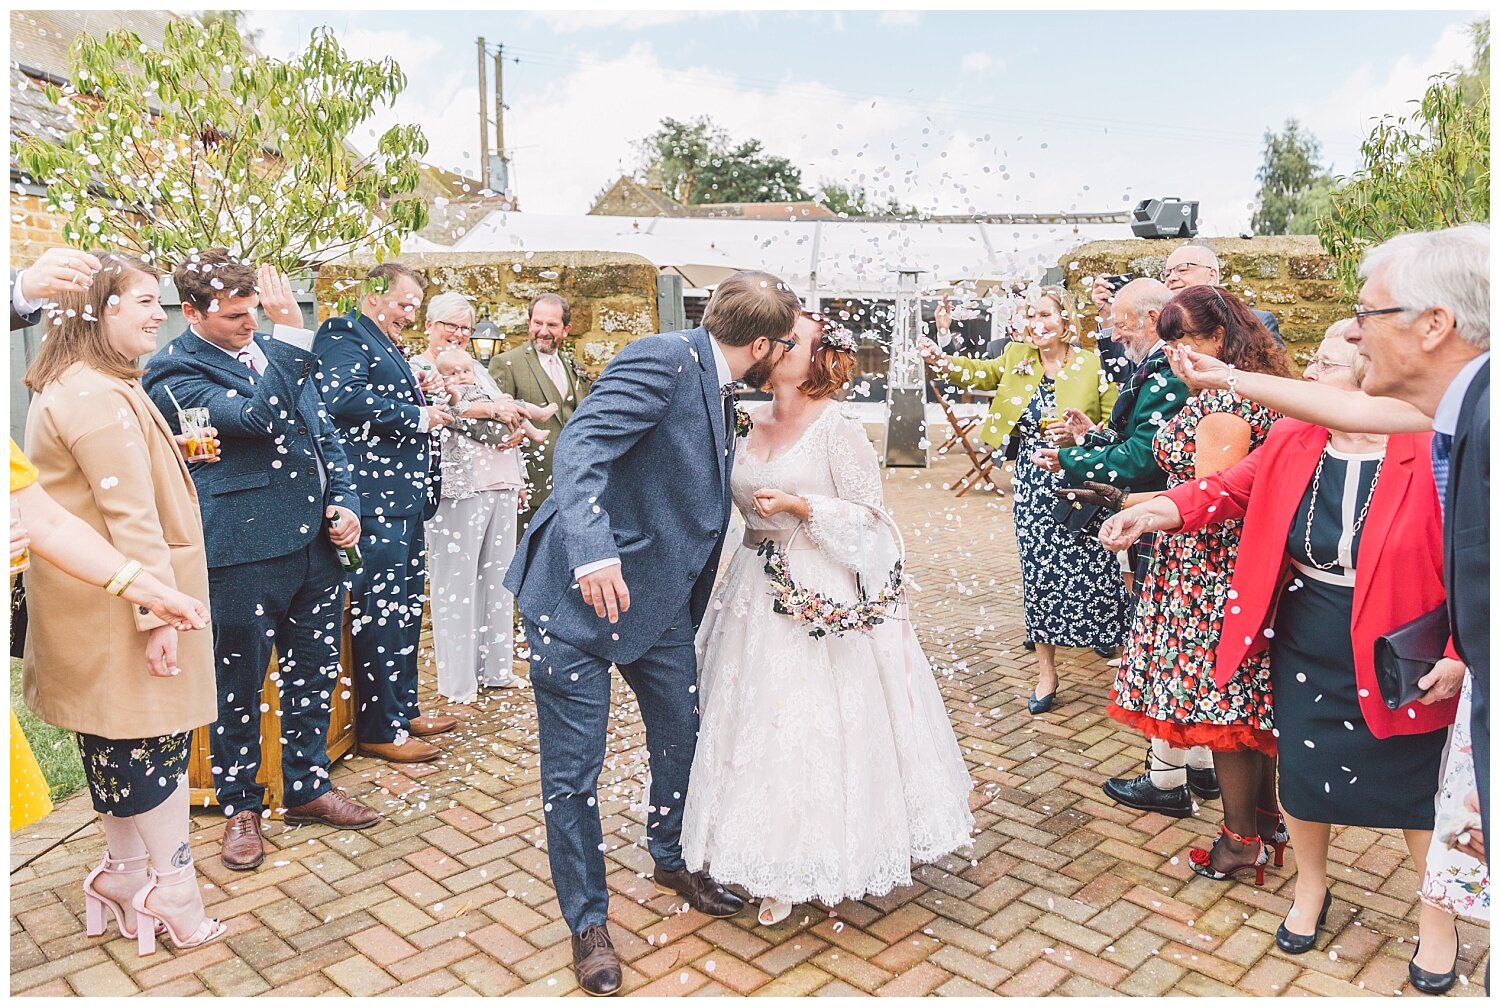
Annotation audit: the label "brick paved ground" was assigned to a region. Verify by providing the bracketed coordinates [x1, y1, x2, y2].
[10, 455, 1490, 996]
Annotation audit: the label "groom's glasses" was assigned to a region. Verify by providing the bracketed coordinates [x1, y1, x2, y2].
[768, 336, 796, 351]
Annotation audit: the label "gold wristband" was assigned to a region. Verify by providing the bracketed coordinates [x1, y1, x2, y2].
[105, 560, 143, 597]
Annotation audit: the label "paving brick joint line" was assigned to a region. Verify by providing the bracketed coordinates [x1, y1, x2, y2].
[10, 456, 1489, 997]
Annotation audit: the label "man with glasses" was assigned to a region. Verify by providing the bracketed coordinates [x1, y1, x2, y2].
[314, 263, 459, 764]
[504, 271, 800, 995]
[1173, 225, 1490, 941]
[489, 294, 592, 530]
[1163, 243, 1284, 344]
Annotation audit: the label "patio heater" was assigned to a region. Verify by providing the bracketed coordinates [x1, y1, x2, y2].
[884, 268, 928, 467]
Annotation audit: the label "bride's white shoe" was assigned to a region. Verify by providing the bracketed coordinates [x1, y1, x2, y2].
[758, 898, 792, 926]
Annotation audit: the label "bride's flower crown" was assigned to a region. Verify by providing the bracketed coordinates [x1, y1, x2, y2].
[807, 313, 859, 353]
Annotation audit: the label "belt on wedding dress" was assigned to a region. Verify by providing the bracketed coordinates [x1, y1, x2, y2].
[742, 527, 819, 551]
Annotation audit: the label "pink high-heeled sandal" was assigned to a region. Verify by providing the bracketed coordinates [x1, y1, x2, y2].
[130, 864, 227, 956]
[82, 851, 160, 939]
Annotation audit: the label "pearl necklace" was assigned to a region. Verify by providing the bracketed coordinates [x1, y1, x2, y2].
[1303, 448, 1383, 571]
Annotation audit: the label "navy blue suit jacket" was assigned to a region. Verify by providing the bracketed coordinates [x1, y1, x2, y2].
[314, 311, 433, 519]
[142, 329, 359, 571]
[505, 326, 733, 665]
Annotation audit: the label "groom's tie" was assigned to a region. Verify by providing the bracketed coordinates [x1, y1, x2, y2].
[721, 382, 739, 465]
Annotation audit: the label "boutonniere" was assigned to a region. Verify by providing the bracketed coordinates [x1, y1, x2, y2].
[562, 354, 590, 384]
[733, 402, 753, 439]
[1011, 357, 1035, 377]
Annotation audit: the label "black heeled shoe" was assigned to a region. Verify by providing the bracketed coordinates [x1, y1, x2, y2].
[1276, 889, 1331, 954]
[1027, 689, 1057, 715]
[1409, 923, 1459, 994]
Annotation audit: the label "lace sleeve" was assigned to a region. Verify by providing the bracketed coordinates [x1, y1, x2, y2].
[803, 415, 900, 583]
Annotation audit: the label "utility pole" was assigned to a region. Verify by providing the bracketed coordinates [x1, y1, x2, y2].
[476, 36, 490, 190]
[492, 44, 508, 194]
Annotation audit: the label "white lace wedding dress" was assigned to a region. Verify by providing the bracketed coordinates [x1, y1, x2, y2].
[681, 404, 975, 906]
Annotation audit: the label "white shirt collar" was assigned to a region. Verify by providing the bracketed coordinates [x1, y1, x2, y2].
[707, 332, 733, 389]
[192, 327, 265, 369]
[1433, 351, 1489, 436]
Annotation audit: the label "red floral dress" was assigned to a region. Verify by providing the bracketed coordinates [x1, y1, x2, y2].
[1107, 389, 1280, 755]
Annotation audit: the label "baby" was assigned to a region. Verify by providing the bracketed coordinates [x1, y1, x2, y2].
[434, 348, 556, 444]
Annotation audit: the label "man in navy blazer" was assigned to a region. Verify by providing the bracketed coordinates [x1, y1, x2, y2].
[504, 271, 800, 996]
[314, 262, 458, 764]
[143, 251, 381, 870]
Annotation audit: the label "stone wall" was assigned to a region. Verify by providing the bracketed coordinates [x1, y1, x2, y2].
[314, 251, 661, 376]
[9, 192, 73, 265]
[1059, 235, 1346, 361]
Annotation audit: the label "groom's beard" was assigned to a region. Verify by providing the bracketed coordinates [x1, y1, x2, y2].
[739, 345, 780, 390]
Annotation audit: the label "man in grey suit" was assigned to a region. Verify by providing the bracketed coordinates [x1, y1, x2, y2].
[489, 294, 592, 529]
[504, 271, 799, 996]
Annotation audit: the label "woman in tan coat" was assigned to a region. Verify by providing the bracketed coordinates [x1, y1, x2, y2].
[22, 254, 225, 956]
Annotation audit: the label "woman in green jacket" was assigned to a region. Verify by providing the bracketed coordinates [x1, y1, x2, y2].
[922, 286, 1128, 713]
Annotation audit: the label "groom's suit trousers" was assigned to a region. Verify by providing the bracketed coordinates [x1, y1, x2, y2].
[526, 604, 699, 935]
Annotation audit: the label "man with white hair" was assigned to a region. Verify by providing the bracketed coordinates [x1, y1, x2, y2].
[1163, 242, 1284, 343]
[1174, 222, 1490, 904]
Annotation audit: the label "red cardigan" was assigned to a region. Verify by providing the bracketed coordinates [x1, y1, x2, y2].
[1163, 419, 1459, 739]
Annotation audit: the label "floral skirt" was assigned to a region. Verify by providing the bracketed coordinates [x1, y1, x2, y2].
[76, 732, 191, 817]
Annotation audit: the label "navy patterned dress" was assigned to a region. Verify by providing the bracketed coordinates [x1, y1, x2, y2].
[1009, 378, 1128, 649]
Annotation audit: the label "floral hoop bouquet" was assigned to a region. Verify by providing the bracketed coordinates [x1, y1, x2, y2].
[755, 502, 906, 639]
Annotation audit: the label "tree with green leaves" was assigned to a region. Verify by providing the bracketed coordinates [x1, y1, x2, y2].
[1317, 65, 1489, 294]
[633, 116, 810, 205]
[1456, 17, 1490, 106]
[1251, 119, 1336, 236]
[15, 18, 428, 271]
[816, 181, 919, 219]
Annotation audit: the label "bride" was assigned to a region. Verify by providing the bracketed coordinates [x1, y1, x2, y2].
[681, 310, 975, 926]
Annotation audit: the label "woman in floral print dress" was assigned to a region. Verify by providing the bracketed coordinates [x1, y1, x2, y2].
[1106, 286, 1293, 881]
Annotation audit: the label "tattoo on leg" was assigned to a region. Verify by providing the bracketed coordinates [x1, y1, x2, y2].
[171, 842, 192, 869]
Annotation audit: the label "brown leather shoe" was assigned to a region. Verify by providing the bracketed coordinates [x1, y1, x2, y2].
[653, 866, 745, 918]
[570, 924, 622, 997]
[407, 715, 459, 737]
[283, 788, 380, 829]
[220, 810, 265, 871]
[358, 738, 441, 763]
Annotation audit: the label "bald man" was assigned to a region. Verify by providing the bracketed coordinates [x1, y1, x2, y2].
[1162, 243, 1283, 344]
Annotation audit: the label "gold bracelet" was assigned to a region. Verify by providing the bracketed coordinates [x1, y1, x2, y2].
[105, 560, 143, 597]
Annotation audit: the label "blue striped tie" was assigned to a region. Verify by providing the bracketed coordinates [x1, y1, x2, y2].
[1431, 431, 1453, 518]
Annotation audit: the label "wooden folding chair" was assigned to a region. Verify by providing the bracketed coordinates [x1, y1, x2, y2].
[927, 376, 997, 496]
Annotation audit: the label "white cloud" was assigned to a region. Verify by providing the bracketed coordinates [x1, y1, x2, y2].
[961, 51, 994, 74]
[878, 12, 920, 27]
[1293, 21, 1473, 174]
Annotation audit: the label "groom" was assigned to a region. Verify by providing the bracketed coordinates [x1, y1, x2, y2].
[505, 271, 801, 996]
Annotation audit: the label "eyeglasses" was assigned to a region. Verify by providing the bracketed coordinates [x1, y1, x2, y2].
[1352, 304, 1409, 325]
[1163, 262, 1214, 279]
[1308, 356, 1353, 372]
[769, 336, 796, 351]
[432, 319, 474, 337]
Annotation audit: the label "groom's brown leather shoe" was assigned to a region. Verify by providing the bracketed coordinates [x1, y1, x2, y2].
[653, 866, 745, 918]
[570, 924, 622, 997]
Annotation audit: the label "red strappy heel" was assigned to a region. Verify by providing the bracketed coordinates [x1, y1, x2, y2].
[1258, 806, 1290, 868]
[1188, 826, 1267, 885]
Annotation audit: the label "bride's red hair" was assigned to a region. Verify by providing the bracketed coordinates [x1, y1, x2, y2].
[798, 310, 857, 400]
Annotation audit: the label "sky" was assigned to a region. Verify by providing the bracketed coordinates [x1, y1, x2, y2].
[243, 9, 1481, 235]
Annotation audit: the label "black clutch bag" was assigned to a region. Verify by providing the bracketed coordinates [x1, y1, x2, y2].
[1051, 495, 1109, 544]
[1373, 605, 1450, 710]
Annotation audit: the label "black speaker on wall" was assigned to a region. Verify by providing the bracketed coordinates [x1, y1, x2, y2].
[1131, 197, 1200, 239]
